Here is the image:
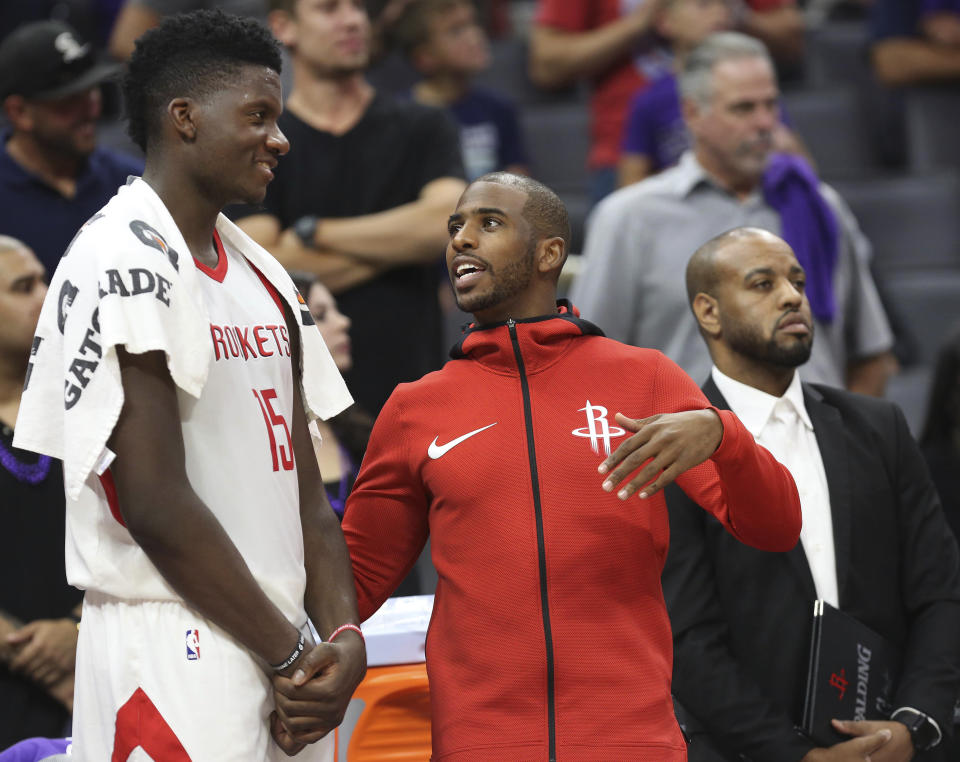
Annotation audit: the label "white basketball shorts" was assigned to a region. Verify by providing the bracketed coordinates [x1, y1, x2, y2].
[71, 592, 334, 762]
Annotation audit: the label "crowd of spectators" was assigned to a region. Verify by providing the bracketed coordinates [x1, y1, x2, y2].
[1, 0, 960, 756]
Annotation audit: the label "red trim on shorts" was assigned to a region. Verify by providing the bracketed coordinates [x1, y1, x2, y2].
[98, 468, 126, 528]
[246, 259, 286, 317]
[112, 687, 192, 761]
[193, 231, 229, 283]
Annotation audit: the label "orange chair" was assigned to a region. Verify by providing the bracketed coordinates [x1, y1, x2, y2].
[334, 663, 432, 761]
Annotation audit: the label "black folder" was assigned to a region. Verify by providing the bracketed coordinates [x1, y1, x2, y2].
[801, 600, 901, 746]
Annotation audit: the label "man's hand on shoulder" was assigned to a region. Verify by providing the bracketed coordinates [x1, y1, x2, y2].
[597, 409, 723, 499]
[271, 629, 367, 752]
[801, 719, 914, 761]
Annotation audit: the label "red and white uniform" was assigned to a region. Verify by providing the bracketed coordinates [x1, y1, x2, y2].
[71, 234, 332, 761]
[68, 233, 307, 624]
[15, 178, 350, 761]
[342, 305, 801, 761]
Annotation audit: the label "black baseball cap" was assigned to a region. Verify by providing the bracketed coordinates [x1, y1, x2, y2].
[0, 21, 120, 101]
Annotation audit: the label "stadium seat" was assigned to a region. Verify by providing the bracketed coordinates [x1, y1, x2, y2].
[335, 663, 432, 761]
[883, 270, 960, 365]
[886, 365, 933, 438]
[805, 22, 871, 88]
[780, 88, 876, 177]
[559, 192, 590, 255]
[830, 172, 960, 273]
[521, 104, 590, 195]
[904, 86, 960, 173]
[475, 36, 588, 107]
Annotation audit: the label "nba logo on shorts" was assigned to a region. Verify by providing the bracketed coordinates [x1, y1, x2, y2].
[185, 629, 200, 661]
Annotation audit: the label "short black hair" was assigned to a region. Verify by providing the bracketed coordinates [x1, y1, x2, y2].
[390, 0, 468, 58]
[685, 226, 777, 306]
[473, 171, 571, 246]
[123, 9, 282, 152]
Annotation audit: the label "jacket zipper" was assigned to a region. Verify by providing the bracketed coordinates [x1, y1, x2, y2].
[508, 318, 557, 762]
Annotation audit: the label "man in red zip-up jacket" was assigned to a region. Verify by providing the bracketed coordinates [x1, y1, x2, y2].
[326, 173, 800, 760]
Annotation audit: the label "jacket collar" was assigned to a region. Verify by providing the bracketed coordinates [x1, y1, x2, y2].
[450, 300, 604, 374]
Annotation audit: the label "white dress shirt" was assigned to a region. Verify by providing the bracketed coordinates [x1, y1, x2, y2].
[712, 367, 839, 607]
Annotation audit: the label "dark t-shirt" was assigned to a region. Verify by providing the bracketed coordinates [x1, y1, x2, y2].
[870, 0, 922, 40]
[448, 86, 528, 180]
[0, 423, 81, 747]
[0, 133, 143, 276]
[241, 94, 463, 414]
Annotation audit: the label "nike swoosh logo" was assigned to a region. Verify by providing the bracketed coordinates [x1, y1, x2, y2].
[428, 422, 498, 459]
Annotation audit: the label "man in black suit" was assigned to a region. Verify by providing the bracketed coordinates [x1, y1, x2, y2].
[663, 227, 960, 762]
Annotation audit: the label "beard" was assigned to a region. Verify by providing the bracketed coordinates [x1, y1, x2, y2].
[455, 237, 537, 317]
[723, 312, 813, 368]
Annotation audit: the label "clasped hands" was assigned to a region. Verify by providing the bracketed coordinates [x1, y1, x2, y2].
[598, 409, 723, 499]
[2, 616, 78, 710]
[269, 629, 367, 756]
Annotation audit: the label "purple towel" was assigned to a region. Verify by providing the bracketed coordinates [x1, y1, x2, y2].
[0, 738, 70, 762]
[762, 153, 839, 323]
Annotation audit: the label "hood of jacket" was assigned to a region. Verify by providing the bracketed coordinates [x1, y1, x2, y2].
[449, 300, 605, 375]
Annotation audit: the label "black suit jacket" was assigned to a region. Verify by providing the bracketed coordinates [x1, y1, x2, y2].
[663, 377, 960, 762]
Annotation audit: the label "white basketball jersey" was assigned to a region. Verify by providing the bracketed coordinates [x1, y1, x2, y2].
[65, 234, 308, 626]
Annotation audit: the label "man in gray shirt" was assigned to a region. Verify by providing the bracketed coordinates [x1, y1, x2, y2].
[571, 32, 896, 396]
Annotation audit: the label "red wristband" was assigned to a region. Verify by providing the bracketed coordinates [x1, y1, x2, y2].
[327, 623, 363, 643]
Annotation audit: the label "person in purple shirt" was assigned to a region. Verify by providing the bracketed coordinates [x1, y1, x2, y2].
[618, 0, 807, 188]
[0, 21, 143, 276]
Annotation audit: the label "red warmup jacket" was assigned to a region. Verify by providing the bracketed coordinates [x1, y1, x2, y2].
[342, 306, 801, 761]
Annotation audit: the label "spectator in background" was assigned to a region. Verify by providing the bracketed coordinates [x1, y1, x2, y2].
[920, 326, 960, 544]
[617, 0, 810, 187]
[0, 20, 143, 277]
[0, 236, 81, 749]
[390, 0, 529, 180]
[528, 0, 805, 205]
[618, 0, 733, 187]
[871, 0, 960, 87]
[664, 227, 960, 762]
[528, 0, 666, 204]
[572, 33, 898, 397]
[236, 0, 465, 419]
[107, 0, 268, 60]
[290, 273, 374, 521]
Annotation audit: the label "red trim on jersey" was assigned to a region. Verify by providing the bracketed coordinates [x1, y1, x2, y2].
[193, 231, 229, 283]
[99, 468, 126, 528]
[246, 259, 286, 317]
[112, 687, 192, 761]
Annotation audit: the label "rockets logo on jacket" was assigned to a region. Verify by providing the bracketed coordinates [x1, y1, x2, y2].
[571, 401, 627, 456]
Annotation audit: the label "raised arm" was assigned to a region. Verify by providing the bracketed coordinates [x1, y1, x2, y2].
[108, 347, 303, 670]
[598, 354, 801, 551]
[528, 5, 661, 89]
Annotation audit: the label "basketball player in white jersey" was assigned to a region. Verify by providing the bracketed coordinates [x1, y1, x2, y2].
[13, 9, 365, 760]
